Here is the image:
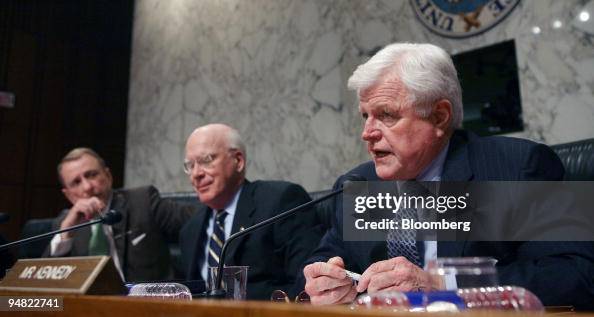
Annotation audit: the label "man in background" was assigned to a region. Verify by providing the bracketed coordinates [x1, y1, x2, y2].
[179, 123, 322, 300]
[47, 147, 195, 282]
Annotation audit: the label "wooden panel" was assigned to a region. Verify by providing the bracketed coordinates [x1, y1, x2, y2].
[1, 295, 577, 317]
[0, 185, 24, 241]
[0, 30, 36, 184]
[29, 187, 68, 220]
[0, 0, 132, 242]
[31, 34, 67, 188]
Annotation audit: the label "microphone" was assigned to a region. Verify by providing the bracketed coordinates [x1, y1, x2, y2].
[101, 209, 122, 225]
[0, 210, 123, 251]
[208, 174, 366, 298]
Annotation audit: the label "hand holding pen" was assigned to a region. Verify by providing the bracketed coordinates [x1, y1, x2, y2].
[303, 256, 358, 305]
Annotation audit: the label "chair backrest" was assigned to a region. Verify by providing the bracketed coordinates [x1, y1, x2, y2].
[551, 138, 594, 181]
[308, 190, 336, 231]
[159, 192, 203, 278]
[160, 192, 202, 207]
[18, 218, 54, 259]
[161, 190, 337, 232]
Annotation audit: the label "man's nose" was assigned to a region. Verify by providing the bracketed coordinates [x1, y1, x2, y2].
[80, 178, 93, 193]
[361, 119, 382, 142]
[190, 164, 206, 178]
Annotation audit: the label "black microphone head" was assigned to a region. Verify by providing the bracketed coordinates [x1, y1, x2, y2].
[101, 210, 122, 225]
[341, 174, 367, 190]
[0, 213, 9, 224]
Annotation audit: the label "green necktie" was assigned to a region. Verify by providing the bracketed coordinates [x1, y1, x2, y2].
[88, 222, 110, 256]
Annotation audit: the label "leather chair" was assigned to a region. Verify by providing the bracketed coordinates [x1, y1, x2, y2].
[17, 218, 54, 259]
[550, 138, 594, 181]
[158, 192, 202, 278]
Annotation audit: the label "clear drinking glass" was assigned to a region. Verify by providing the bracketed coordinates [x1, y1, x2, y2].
[427, 257, 499, 290]
[207, 266, 249, 300]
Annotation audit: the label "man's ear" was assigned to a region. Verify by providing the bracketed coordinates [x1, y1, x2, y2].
[430, 99, 452, 136]
[234, 151, 246, 173]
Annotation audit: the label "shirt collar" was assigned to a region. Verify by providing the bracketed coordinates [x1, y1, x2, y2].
[416, 141, 450, 181]
[103, 192, 114, 213]
[218, 185, 243, 218]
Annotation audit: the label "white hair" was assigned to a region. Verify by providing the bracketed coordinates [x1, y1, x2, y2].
[347, 43, 463, 129]
[226, 126, 246, 159]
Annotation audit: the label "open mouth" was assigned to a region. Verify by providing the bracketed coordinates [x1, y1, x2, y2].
[372, 150, 391, 159]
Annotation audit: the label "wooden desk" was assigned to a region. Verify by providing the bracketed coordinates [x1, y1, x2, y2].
[2, 295, 584, 317]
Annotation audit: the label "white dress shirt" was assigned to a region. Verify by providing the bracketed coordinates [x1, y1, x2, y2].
[200, 186, 243, 281]
[415, 141, 450, 269]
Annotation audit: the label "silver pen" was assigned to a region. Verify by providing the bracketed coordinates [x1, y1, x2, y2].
[345, 269, 361, 281]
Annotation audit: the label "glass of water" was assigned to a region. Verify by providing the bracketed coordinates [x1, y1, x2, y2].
[427, 257, 499, 290]
[208, 266, 249, 300]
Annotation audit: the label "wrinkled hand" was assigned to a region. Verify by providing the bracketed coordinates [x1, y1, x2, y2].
[303, 257, 358, 305]
[60, 197, 105, 238]
[357, 257, 440, 294]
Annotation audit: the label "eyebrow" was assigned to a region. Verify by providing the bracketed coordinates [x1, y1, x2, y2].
[186, 153, 216, 161]
[67, 177, 81, 187]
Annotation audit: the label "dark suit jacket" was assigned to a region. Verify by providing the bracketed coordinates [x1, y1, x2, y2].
[179, 180, 323, 300]
[306, 130, 594, 310]
[47, 186, 196, 282]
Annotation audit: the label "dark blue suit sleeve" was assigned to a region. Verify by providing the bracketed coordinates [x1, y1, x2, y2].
[295, 175, 351, 293]
[305, 176, 349, 265]
[496, 143, 594, 309]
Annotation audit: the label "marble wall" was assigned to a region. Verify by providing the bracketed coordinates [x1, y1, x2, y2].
[126, 0, 594, 192]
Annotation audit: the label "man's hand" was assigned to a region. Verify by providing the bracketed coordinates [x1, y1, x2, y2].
[60, 197, 105, 239]
[304, 257, 358, 305]
[356, 257, 439, 293]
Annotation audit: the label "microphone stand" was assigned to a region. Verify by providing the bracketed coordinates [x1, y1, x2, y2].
[0, 211, 122, 251]
[208, 187, 345, 298]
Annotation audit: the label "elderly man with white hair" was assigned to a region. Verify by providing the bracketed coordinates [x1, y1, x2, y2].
[179, 123, 322, 300]
[302, 43, 594, 310]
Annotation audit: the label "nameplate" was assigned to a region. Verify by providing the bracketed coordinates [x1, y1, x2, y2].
[0, 256, 125, 295]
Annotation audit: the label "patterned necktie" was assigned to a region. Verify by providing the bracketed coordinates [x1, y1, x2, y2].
[208, 210, 228, 268]
[88, 222, 110, 256]
[387, 206, 422, 266]
[386, 181, 427, 267]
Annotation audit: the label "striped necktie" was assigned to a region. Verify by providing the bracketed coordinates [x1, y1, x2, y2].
[207, 210, 228, 268]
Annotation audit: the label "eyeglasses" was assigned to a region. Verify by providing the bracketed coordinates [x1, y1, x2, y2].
[270, 290, 310, 303]
[183, 149, 238, 174]
[183, 154, 217, 174]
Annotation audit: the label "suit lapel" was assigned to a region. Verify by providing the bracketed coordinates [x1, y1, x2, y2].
[227, 181, 256, 265]
[442, 131, 473, 182]
[187, 205, 211, 280]
[438, 131, 473, 257]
